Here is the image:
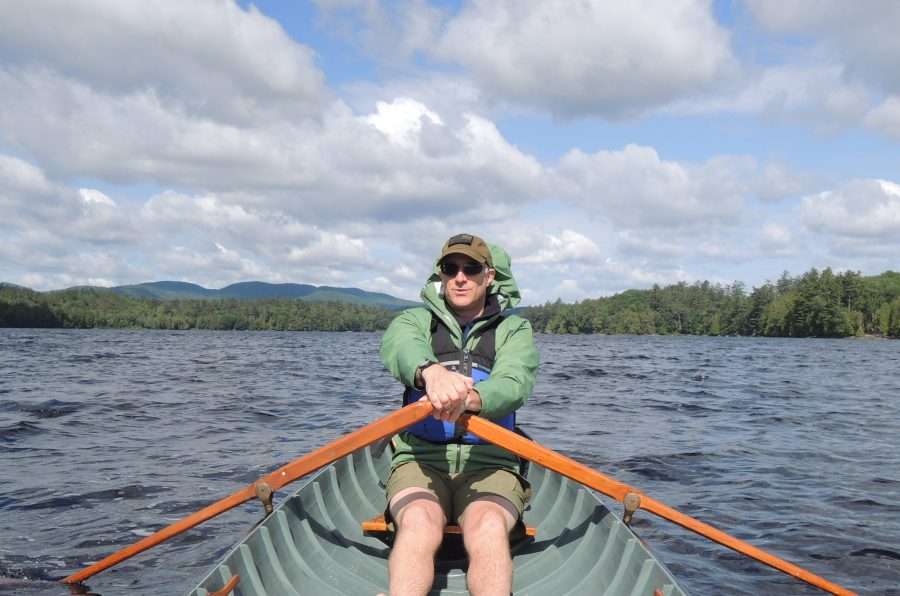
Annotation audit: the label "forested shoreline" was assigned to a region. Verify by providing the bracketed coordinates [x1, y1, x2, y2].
[523, 269, 900, 338]
[0, 286, 394, 331]
[2, 268, 900, 337]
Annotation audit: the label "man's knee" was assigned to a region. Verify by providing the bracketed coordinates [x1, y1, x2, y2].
[392, 490, 446, 546]
[459, 499, 516, 543]
[397, 500, 445, 529]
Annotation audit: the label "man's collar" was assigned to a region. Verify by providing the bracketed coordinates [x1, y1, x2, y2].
[482, 293, 501, 318]
[450, 293, 501, 326]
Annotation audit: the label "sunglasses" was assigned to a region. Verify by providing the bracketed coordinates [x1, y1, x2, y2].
[440, 261, 485, 277]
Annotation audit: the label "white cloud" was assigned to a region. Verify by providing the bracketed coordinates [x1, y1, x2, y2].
[286, 233, 369, 266]
[0, 154, 135, 244]
[553, 144, 746, 227]
[759, 222, 797, 255]
[78, 188, 116, 207]
[0, 0, 326, 124]
[0, 154, 54, 195]
[802, 179, 900, 239]
[518, 230, 601, 265]
[602, 257, 692, 288]
[754, 162, 819, 202]
[159, 244, 267, 283]
[760, 222, 792, 246]
[616, 230, 687, 259]
[324, 0, 895, 137]
[0, 67, 292, 185]
[142, 192, 274, 236]
[392, 265, 419, 283]
[672, 64, 871, 128]
[0, 67, 543, 219]
[1, 239, 141, 290]
[314, 0, 445, 65]
[549, 279, 584, 303]
[434, 0, 734, 117]
[865, 96, 900, 140]
[364, 275, 414, 299]
[344, 74, 484, 126]
[141, 191, 377, 275]
[747, 1, 900, 94]
[365, 98, 444, 148]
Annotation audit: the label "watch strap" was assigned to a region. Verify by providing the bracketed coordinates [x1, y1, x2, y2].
[414, 360, 437, 390]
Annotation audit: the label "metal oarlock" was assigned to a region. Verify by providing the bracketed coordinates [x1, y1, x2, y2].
[255, 481, 274, 517]
[622, 492, 641, 526]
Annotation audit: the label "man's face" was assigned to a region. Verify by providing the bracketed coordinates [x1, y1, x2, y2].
[439, 254, 495, 314]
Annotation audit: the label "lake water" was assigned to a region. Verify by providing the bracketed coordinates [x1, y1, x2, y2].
[1, 329, 898, 595]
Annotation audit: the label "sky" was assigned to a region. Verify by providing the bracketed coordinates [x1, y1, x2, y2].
[2, 0, 899, 305]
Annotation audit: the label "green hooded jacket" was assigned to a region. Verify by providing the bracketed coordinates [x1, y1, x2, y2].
[380, 243, 539, 474]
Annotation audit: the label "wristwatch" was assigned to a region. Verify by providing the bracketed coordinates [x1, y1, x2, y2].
[414, 360, 438, 390]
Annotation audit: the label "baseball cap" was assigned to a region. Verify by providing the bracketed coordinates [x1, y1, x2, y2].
[438, 233, 493, 267]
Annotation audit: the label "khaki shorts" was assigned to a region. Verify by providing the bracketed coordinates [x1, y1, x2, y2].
[386, 461, 531, 525]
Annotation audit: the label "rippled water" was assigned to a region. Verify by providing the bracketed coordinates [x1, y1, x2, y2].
[1, 329, 898, 595]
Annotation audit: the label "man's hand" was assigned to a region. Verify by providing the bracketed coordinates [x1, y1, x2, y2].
[421, 364, 473, 422]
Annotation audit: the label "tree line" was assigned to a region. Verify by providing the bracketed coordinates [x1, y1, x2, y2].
[4, 268, 900, 337]
[520, 269, 900, 338]
[0, 286, 395, 331]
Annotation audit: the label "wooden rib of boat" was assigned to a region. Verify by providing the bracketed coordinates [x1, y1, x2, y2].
[190, 440, 687, 596]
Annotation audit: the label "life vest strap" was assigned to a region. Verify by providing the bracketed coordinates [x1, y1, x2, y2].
[402, 308, 515, 444]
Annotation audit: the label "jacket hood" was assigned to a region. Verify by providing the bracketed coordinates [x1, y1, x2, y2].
[421, 243, 522, 314]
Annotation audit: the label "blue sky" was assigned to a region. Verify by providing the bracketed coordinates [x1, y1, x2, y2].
[1, 1, 899, 304]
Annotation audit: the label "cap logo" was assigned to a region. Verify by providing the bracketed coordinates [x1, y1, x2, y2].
[447, 233, 474, 246]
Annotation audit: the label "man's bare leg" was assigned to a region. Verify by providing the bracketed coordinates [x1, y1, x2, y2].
[459, 496, 517, 596]
[386, 488, 446, 596]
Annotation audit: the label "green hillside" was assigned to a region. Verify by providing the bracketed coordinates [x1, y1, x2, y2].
[107, 280, 417, 309]
[0, 285, 396, 331]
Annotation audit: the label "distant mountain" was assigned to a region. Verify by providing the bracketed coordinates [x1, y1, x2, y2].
[107, 280, 417, 309]
[217, 281, 317, 299]
[112, 281, 217, 300]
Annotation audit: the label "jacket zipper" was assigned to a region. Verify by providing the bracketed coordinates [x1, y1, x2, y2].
[455, 322, 473, 472]
[461, 323, 472, 376]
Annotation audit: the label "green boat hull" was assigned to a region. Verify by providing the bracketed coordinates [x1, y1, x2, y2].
[191, 442, 687, 595]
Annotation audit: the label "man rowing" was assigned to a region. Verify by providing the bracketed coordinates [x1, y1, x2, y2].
[380, 233, 539, 595]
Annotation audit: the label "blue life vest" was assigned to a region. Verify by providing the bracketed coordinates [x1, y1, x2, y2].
[402, 307, 516, 444]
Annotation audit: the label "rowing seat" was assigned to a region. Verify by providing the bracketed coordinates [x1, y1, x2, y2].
[362, 514, 536, 537]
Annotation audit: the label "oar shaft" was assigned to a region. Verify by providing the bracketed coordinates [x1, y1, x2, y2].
[641, 497, 853, 596]
[64, 401, 434, 585]
[64, 489, 253, 584]
[258, 400, 431, 493]
[459, 414, 855, 596]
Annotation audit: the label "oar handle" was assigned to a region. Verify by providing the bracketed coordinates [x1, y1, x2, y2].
[63, 401, 434, 585]
[458, 414, 856, 596]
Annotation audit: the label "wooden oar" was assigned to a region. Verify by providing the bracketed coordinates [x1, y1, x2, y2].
[459, 413, 856, 596]
[63, 401, 434, 585]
